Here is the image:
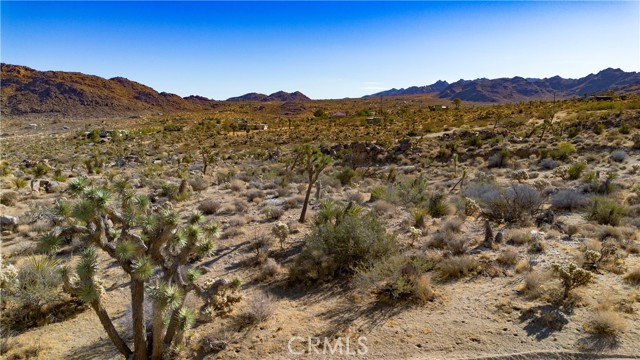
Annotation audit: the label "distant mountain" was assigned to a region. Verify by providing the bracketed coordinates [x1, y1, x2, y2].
[363, 80, 450, 98]
[1, 63, 218, 117]
[227, 90, 310, 102]
[364, 68, 640, 103]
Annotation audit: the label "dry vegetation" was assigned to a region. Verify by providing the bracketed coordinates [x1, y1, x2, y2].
[1, 95, 640, 359]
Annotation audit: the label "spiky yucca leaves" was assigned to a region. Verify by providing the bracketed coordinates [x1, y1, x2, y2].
[38, 233, 63, 254]
[67, 177, 88, 197]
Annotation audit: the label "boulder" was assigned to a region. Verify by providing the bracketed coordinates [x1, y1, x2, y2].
[0, 215, 19, 232]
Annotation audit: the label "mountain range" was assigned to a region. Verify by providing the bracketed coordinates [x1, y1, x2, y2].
[364, 68, 640, 102]
[2, 63, 639, 118]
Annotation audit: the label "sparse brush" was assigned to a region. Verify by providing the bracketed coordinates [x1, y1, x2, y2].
[435, 255, 479, 282]
[586, 196, 626, 226]
[260, 258, 282, 279]
[0, 191, 19, 206]
[623, 267, 640, 286]
[197, 199, 221, 215]
[228, 179, 246, 192]
[585, 310, 628, 336]
[497, 249, 519, 266]
[427, 192, 449, 218]
[520, 270, 550, 299]
[13, 178, 27, 189]
[242, 292, 274, 325]
[345, 191, 366, 204]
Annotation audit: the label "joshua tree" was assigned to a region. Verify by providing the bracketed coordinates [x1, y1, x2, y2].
[41, 178, 223, 360]
[294, 144, 332, 223]
[452, 98, 461, 109]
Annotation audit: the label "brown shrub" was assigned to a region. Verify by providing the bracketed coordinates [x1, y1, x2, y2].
[623, 267, 640, 286]
[497, 249, 519, 266]
[198, 199, 222, 215]
[435, 256, 479, 281]
[585, 310, 628, 336]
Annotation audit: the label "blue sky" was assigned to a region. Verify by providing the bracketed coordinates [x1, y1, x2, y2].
[2, 1, 639, 99]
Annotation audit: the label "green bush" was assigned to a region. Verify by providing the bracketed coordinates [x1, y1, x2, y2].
[427, 192, 449, 218]
[586, 196, 626, 226]
[567, 162, 586, 180]
[336, 167, 357, 186]
[594, 123, 605, 135]
[554, 142, 575, 161]
[396, 176, 429, 206]
[290, 202, 397, 284]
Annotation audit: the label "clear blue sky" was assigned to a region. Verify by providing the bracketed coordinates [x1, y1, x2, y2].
[2, 1, 638, 99]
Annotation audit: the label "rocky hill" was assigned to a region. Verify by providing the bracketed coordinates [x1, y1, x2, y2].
[227, 90, 311, 102]
[0, 64, 218, 117]
[365, 68, 640, 102]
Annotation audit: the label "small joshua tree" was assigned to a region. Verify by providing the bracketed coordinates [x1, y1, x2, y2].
[552, 262, 594, 299]
[41, 178, 224, 360]
[294, 144, 332, 223]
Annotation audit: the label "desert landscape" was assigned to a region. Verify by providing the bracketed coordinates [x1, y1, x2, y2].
[2, 2, 640, 360]
[1, 61, 640, 360]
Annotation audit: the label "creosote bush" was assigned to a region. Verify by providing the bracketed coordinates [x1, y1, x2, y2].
[586, 196, 627, 226]
[290, 201, 397, 284]
[465, 183, 542, 223]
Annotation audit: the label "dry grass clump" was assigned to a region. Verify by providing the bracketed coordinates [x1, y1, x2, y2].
[1, 191, 19, 206]
[519, 270, 552, 299]
[506, 229, 535, 245]
[198, 199, 222, 215]
[515, 258, 533, 273]
[551, 189, 590, 211]
[585, 310, 628, 336]
[345, 190, 366, 204]
[371, 200, 395, 215]
[229, 215, 248, 227]
[260, 258, 282, 279]
[283, 195, 305, 210]
[246, 189, 265, 203]
[497, 249, 519, 266]
[221, 227, 245, 239]
[189, 176, 210, 191]
[228, 179, 246, 192]
[262, 206, 284, 221]
[233, 198, 249, 213]
[435, 255, 479, 282]
[623, 267, 640, 285]
[241, 292, 274, 325]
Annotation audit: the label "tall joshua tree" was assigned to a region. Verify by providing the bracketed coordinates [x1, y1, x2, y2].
[294, 144, 332, 223]
[42, 177, 222, 360]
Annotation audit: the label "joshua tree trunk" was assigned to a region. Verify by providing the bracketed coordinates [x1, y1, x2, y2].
[150, 302, 165, 360]
[91, 300, 132, 358]
[131, 278, 148, 360]
[164, 296, 187, 348]
[299, 174, 314, 223]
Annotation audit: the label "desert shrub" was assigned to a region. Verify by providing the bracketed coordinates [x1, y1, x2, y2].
[633, 135, 640, 150]
[435, 256, 479, 282]
[427, 192, 449, 218]
[552, 262, 594, 299]
[585, 310, 628, 336]
[551, 189, 590, 211]
[619, 123, 631, 135]
[567, 162, 586, 180]
[409, 206, 427, 228]
[546, 142, 575, 161]
[189, 176, 210, 192]
[506, 229, 535, 245]
[487, 149, 511, 168]
[520, 270, 551, 299]
[246, 189, 265, 202]
[228, 179, 246, 192]
[396, 176, 429, 205]
[260, 258, 282, 279]
[369, 185, 391, 202]
[290, 203, 397, 284]
[539, 158, 559, 170]
[371, 200, 395, 215]
[262, 206, 284, 221]
[594, 123, 605, 135]
[610, 150, 628, 162]
[465, 183, 542, 223]
[198, 199, 222, 215]
[241, 292, 274, 325]
[497, 249, 519, 266]
[567, 127, 581, 138]
[233, 198, 249, 213]
[345, 190, 366, 204]
[336, 167, 357, 186]
[0, 191, 19, 206]
[355, 254, 437, 304]
[13, 178, 27, 189]
[6, 256, 62, 310]
[623, 267, 640, 285]
[586, 196, 627, 226]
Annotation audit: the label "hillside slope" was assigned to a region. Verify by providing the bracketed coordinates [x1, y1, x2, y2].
[0, 64, 218, 117]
